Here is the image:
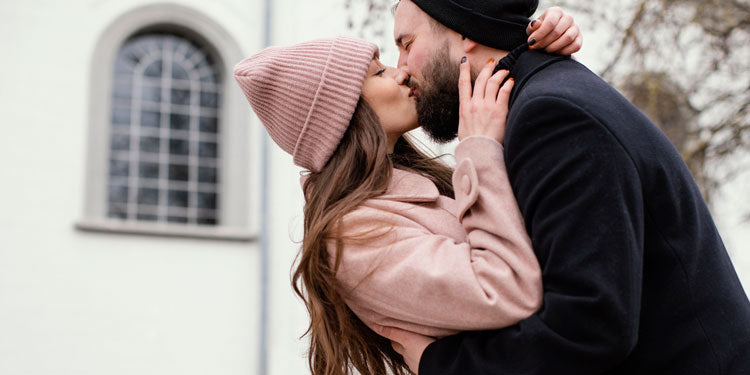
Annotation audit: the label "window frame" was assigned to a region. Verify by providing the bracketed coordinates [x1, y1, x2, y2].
[77, 3, 259, 241]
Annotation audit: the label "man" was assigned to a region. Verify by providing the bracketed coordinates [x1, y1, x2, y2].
[379, 1, 750, 374]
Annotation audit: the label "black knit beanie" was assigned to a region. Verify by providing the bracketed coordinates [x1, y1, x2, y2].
[411, 0, 539, 51]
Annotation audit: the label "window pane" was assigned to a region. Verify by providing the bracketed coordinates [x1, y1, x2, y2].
[109, 33, 223, 227]
[136, 214, 158, 222]
[137, 187, 159, 205]
[108, 203, 128, 220]
[109, 159, 129, 177]
[198, 167, 217, 183]
[200, 73, 219, 84]
[139, 162, 159, 179]
[139, 136, 160, 153]
[171, 88, 190, 105]
[169, 139, 189, 155]
[197, 217, 217, 226]
[115, 59, 134, 75]
[168, 190, 189, 207]
[111, 134, 130, 151]
[169, 164, 189, 181]
[141, 110, 161, 128]
[112, 107, 130, 125]
[113, 80, 132, 100]
[197, 192, 217, 210]
[200, 91, 218, 107]
[170, 113, 189, 130]
[142, 84, 161, 103]
[144, 60, 163, 77]
[167, 216, 188, 224]
[198, 142, 217, 158]
[108, 185, 129, 204]
[172, 63, 189, 80]
[199, 116, 217, 133]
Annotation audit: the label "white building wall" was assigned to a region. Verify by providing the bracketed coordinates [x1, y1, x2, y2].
[0, 0, 267, 374]
[1, 1, 747, 375]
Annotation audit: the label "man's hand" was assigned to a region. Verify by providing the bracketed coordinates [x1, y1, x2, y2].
[376, 325, 436, 374]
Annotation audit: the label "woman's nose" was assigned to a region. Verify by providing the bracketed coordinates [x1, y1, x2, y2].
[395, 69, 409, 85]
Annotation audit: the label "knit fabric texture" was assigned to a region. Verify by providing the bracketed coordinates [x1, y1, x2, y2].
[234, 37, 378, 172]
[412, 0, 538, 51]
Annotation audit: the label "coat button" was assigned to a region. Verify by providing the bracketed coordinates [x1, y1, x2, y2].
[461, 175, 471, 193]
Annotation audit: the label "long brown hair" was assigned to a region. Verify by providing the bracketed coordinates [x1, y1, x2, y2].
[292, 98, 454, 375]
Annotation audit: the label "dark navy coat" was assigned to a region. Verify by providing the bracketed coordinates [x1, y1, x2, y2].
[419, 51, 750, 374]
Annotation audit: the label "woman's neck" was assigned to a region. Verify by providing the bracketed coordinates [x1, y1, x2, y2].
[387, 131, 403, 153]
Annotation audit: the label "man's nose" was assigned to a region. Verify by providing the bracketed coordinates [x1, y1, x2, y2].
[397, 53, 408, 70]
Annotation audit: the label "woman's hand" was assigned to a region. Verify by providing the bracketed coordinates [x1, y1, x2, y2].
[457, 57, 515, 144]
[527, 6, 582, 55]
[376, 325, 435, 375]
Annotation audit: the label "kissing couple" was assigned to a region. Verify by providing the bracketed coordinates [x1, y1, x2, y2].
[234, 1, 750, 374]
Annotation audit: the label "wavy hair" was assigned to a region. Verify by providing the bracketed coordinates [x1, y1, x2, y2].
[292, 98, 454, 375]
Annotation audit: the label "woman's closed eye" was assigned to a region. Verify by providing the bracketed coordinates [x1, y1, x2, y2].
[375, 68, 386, 76]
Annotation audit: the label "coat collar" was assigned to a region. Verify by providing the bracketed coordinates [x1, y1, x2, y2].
[376, 168, 440, 203]
[497, 49, 570, 108]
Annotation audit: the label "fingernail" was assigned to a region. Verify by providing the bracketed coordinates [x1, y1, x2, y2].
[530, 19, 538, 28]
[461, 56, 467, 64]
[529, 44, 536, 50]
[488, 58, 495, 64]
[528, 38, 536, 46]
[509, 78, 514, 82]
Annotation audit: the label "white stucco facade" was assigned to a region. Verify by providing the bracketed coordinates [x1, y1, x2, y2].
[0, 1, 747, 375]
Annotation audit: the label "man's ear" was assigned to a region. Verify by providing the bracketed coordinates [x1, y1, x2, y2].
[462, 37, 479, 53]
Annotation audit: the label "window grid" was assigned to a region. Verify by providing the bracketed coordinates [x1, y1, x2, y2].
[108, 34, 221, 226]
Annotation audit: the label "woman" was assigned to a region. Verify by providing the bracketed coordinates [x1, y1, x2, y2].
[234, 10, 581, 375]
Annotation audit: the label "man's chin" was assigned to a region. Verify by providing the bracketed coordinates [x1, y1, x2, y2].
[413, 44, 460, 144]
[420, 124, 458, 144]
[415, 88, 460, 144]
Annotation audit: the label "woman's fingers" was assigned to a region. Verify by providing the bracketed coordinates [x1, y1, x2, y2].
[496, 77, 515, 107]
[472, 60, 496, 100]
[458, 56, 472, 106]
[546, 24, 580, 54]
[485, 69, 509, 101]
[559, 33, 583, 55]
[528, 7, 563, 47]
[536, 13, 574, 50]
[493, 77, 514, 144]
[526, 17, 540, 36]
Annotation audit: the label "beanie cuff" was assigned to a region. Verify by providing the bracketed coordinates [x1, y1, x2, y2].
[292, 37, 378, 172]
[412, 0, 532, 51]
[234, 37, 378, 173]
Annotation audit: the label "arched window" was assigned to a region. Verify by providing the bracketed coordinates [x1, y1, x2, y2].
[78, 4, 258, 241]
[109, 33, 221, 225]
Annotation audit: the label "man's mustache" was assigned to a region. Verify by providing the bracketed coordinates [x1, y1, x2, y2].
[406, 77, 419, 91]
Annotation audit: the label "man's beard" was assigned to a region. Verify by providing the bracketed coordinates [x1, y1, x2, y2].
[412, 45, 461, 144]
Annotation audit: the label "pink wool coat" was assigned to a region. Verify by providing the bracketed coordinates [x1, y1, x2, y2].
[329, 136, 543, 338]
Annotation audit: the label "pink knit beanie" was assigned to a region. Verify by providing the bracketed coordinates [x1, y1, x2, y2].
[234, 37, 379, 172]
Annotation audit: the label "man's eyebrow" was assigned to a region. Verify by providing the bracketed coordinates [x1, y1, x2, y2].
[395, 34, 408, 47]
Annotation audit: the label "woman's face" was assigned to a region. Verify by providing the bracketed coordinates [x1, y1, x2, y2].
[361, 58, 418, 142]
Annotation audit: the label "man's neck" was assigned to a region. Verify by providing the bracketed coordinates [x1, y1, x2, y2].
[467, 45, 509, 74]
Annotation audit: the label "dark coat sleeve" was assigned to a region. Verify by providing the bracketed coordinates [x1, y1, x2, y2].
[419, 95, 646, 374]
